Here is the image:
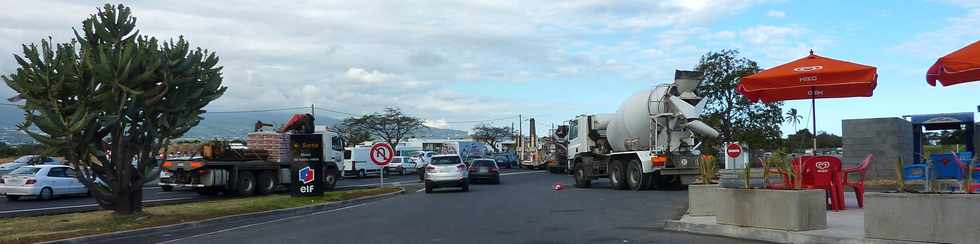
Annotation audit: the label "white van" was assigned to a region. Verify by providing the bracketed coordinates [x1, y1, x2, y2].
[343, 145, 383, 178]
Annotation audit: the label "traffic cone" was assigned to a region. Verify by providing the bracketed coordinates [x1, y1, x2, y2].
[553, 182, 563, 191]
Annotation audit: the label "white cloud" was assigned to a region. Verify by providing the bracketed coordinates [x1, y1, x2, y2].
[423, 119, 449, 129]
[767, 10, 786, 18]
[739, 25, 806, 45]
[0, 0, 771, 125]
[892, 7, 980, 57]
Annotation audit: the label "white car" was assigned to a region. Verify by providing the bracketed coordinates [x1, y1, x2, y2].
[385, 156, 417, 175]
[423, 154, 469, 193]
[0, 165, 89, 201]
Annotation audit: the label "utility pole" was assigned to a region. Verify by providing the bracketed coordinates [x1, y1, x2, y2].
[311, 104, 315, 118]
[518, 114, 523, 162]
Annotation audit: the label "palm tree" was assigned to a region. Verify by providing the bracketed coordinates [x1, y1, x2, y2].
[785, 108, 804, 152]
[785, 108, 803, 132]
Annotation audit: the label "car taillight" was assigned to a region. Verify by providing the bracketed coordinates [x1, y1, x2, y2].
[426, 165, 436, 173]
[469, 166, 478, 172]
[196, 169, 209, 174]
[489, 166, 499, 172]
[25, 179, 36, 185]
[162, 161, 173, 168]
[457, 164, 466, 172]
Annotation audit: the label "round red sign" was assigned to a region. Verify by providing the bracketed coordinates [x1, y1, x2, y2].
[370, 143, 394, 166]
[726, 143, 742, 158]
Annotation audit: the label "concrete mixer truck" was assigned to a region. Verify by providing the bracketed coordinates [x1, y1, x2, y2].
[567, 70, 719, 190]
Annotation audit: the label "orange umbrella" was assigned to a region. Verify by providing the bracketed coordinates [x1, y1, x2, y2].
[927, 40, 980, 87]
[738, 51, 878, 154]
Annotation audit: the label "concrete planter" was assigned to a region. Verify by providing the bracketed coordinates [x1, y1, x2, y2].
[716, 188, 827, 231]
[865, 192, 980, 243]
[718, 169, 783, 189]
[687, 184, 720, 216]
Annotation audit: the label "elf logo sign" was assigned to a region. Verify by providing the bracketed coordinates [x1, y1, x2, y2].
[726, 143, 743, 158]
[299, 166, 315, 185]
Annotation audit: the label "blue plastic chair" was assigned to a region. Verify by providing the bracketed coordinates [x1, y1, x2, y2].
[931, 152, 974, 180]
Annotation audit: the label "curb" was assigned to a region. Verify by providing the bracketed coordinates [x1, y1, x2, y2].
[663, 219, 925, 244]
[0, 196, 207, 218]
[42, 188, 405, 244]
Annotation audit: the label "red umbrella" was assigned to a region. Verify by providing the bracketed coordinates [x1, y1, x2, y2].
[927, 40, 980, 87]
[738, 51, 878, 154]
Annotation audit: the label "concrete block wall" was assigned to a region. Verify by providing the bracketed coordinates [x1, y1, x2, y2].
[842, 117, 913, 180]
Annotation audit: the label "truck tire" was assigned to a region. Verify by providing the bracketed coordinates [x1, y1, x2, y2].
[236, 171, 256, 196]
[609, 161, 627, 190]
[323, 169, 338, 190]
[627, 160, 650, 191]
[256, 171, 277, 195]
[358, 169, 367, 178]
[161, 185, 174, 192]
[573, 167, 591, 188]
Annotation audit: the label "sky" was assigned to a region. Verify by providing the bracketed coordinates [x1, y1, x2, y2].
[1, 0, 979, 137]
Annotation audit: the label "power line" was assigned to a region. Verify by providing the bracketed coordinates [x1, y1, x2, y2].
[313, 107, 358, 116]
[206, 106, 310, 114]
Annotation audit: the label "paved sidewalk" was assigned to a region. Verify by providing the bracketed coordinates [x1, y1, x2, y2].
[665, 192, 928, 244]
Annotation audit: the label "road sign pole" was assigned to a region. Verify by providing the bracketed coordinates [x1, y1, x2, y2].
[380, 167, 384, 188]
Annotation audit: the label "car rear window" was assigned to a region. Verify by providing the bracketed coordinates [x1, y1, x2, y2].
[10, 167, 40, 175]
[431, 156, 461, 165]
[473, 160, 495, 167]
[392, 158, 402, 163]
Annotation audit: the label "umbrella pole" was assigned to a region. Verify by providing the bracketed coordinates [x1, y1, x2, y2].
[811, 86, 817, 156]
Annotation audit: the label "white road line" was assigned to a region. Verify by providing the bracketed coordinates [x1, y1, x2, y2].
[415, 188, 425, 192]
[0, 197, 198, 214]
[157, 200, 381, 244]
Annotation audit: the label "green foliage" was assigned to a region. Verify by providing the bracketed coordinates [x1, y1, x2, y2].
[1, 4, 225, 214]
[783, 129, 842, 153]
[334, 119, 372, 146]
[471, 124, 512, 152]
[342, 107, 423, 150]
[0, 144, 51, 158]
[698, 155, 718, 184]
[695, 49, 784, 151]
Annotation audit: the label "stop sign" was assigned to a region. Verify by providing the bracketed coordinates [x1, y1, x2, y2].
[726, 143, 742, 158]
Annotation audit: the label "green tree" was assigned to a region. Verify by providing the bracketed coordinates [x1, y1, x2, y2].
[695, 49, 784, 151]
[471, 124, 512, 152]
[785, 108, 802, 133]
[334, 119, 372, 146]
[2, 4, 226, 214]
[343, 107, 423, 151]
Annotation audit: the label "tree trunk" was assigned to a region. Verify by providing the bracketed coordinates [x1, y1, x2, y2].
[113, 180, 144, 215]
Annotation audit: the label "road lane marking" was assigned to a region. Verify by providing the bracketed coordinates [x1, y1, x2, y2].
[415, 188, 424, 192]
[157, 200, 382, 244]
[0, 197, 198, 215]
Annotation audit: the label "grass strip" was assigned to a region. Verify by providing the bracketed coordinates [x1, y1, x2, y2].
[0, 187, 399, 243]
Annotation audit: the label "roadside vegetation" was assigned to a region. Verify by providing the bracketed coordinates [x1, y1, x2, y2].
[0, 187, 399, 244]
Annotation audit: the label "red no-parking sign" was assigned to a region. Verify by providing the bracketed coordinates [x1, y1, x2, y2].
[726, 143, 743, 158]
[370, 142, 394, 166]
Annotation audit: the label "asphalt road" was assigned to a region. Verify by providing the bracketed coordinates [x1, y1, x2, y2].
[0, 170, 428, 217]
[91, 170, 767, 244]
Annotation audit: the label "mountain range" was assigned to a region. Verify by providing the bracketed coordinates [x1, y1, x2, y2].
[0, 106, 468, 144]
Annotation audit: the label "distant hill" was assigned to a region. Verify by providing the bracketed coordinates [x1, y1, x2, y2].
[0, 106, 467, 143]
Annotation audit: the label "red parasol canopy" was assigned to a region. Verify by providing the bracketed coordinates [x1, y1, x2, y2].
[738, 51, 878, 155]
[738, 51, 878, 103]
[927, 40, 980, 87]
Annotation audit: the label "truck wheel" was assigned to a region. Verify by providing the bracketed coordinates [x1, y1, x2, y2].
[256, 171, 277, 195]
[161, 185, 174, 192]
[236, 171, 256, 196]
[358, 169, 367, 178]
[627, 160, 649, 191]
[573, 167, 591, 188]
[323, 169, 338, 190]
[609, 161, 627, 190]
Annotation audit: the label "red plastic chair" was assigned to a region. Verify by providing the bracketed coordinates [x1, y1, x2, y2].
[802, 156, 844, 211]
[842, 154, 873, 208]
[951, 153, 980, 193]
